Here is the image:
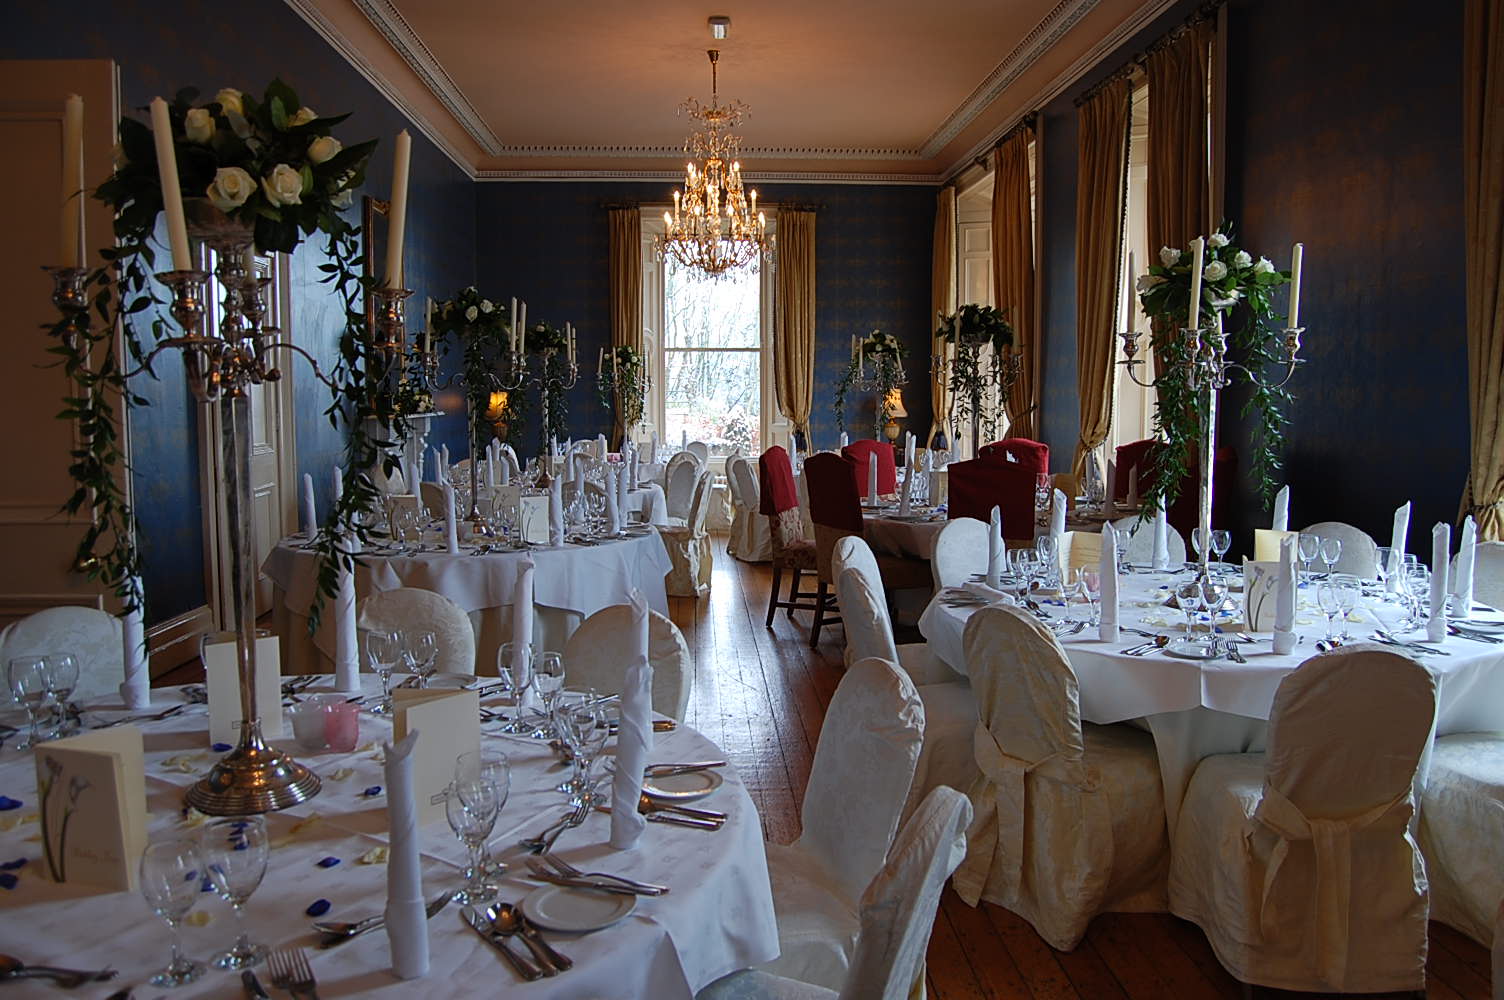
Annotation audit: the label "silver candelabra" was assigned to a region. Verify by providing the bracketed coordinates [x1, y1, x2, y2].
[501, 347, 577, 488]
[931, 340, 1022, 454]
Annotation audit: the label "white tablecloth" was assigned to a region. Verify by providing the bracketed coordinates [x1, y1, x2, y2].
[919, 570, 1504, 833]
[265, 532, 672, 675]
[0, 678, 779, 998]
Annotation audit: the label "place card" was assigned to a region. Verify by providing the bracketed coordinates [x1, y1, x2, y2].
[392, 688, 480, 824]
[494, 486, 550, 545]
[1243, 558, 1281, 631]
[1253, 528, 1297, 563]
[33, 725, 147, 891]
[204, 631, 284, 747]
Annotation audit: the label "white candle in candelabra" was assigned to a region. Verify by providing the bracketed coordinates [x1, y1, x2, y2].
[61, 94, 84, 269]
[1288, 243, 1304, 329]
[518, 303, 527, 354]
[384, 129, 411, 288]
[1187, 236, 1205, 330]
[510, 296, 518, 352]
[598, 346, 605, 376]
[149, 98, 191, 272]
[1123, 249, 1136, 329]
[613, 347, 618, 377]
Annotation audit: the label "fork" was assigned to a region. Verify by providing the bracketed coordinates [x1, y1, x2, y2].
[544, 854, 669, 894]
[518, 800, 590, 853]
[268, 947, 320, 1000]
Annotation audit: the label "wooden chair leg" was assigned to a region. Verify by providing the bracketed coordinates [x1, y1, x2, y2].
[785, 567, 802, 620]
[809, 579, 829, 647]
[766, 563, 783, 627]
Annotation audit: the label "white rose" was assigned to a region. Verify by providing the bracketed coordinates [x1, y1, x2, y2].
[214, 88, 244, 116]
[481, 299, 494, 313]
[307, 135, 341, 164]
[184, 108, 215, 144]
[1136, 274, 1164, 292]
[1232, 250, 1252, 268]
[1253, 256, 1275, 275]
[289, 107, 318, 128]
[1159, 246, 1181, 267]
[260, 163, 304, 206]
[1203, 260, 1228, 281]
[465, 305, 479, 322]
[1208, 232, 1230, 248]
[206, 166, 255, 212]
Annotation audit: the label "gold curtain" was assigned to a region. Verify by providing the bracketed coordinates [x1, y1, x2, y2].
[1072, 77, 1131, 478]
[607, 207, 642, 448]
[993, 126, 1038, 439]
[1464, 0, 1504, 539]
[775, 209, 817, 443]
[930, 187, 957, 447]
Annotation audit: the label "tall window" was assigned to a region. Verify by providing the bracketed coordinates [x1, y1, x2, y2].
[1109, 78, 1154, 456]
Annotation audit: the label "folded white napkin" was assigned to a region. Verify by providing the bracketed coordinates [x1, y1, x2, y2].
[904, 432, 915, 472]
[629, 443, 640, 490]
[1051, 489, 1067, 546]
[497, 454, 511, 486]
[596, 433, 607, 458]
[119, 576, 150, 709]
[610, 591, 654, 850]
[1430, 522, 1451, 643]
[565, 451, 576, 483]
[486, 456, 496, 489]
[548, 477, 564, 547]
[839, 431, 849, 449]
[1272, 485, 1290, 531]
[443, 484, 460, 555]
[513, 558, 540, 711]
[986, 506, 1004, 589]
[441, 444, 450, 484]
[1099, 522, 1119, 642]
[429, 446, 441, 486]
[1152, 500, 1170, 571]
[616, 457, 630, 514]
[407, 458, 421, 495]
[867, 453, 879, 505]
[334, 534, 360, 691]
[1273, 534, 1297, 654]
[1389, 501, 1411, 592]
[605, 467, 621, 534]
[898, 466, 913, 517]
[1455, 515, 1477, 619]
[383, 730, 428, 980]
[301, 473, 317, 538]
[649, 432, 658, 464]
[962, 581, 1009, 604]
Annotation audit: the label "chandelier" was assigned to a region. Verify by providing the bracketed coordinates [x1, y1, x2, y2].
[655, 49, 774, 277]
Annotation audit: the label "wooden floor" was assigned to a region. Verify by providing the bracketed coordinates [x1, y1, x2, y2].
[164, 537, 1492, 998]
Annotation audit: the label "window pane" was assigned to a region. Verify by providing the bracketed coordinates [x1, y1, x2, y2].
[665, 350, 760, 458]
[665, 256, 760, 349]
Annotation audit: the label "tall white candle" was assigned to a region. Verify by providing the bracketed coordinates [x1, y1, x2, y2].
[510, 296, 518, 352]
[1288, 242, 1304, 328]
[148, 98, 191, 272]
[1123, 249, 1135, 329]
[597, 346, 605, 376]
[1186, 237, 1205, 330]
[518, 302, 527, 354]
[384, 129, 411, 288]
[61, 94, 84, 268]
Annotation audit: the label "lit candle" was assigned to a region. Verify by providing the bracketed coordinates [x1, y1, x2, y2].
[149, 97, 191, 272]
[61, 94, 84, 268]
[384, 129, 411, 288]
[1186, 236, 1205, 329]
[1288, 242, 1304, 328]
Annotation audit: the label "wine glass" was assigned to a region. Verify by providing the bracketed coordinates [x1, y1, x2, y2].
[8, 656, 51, 749]
[200, 816, 270, 969]
[496, 642, 535, 733]
[1176, 581, 1205, 641]
[445, 777, 501, 905]
[1034, 536, 1059, 589]
[535, 652, 566, 714]
[1297, 534, 1322, 585]
[1334, 574, 1361, 640]
[403, 630, 439, 688]
[365, 630, 401, 714]
[1211, 530, 1231, 573]
[1081, 570, 1103, 625]
[1201, 577, 1229, 630]
[455, 749, 511, 879]
[1316, 581, 1344, 641]
[1374, 545, 1394, 594]
[1319, 537, 1343, 579]
[1402, 564, 1431, 631]
[43, 653, 79, 736]
[553, 691, 610, 806]
[139, 838, 207, 987]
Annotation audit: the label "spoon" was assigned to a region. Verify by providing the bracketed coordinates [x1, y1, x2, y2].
[488, 903, 570, 974]
[0, 954, 117, 988]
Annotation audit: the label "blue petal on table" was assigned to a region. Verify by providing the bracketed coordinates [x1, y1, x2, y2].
[363, 785, 382, 797]
[1, 858, 28, 871]
[317, 856, 341, 868]
[306, 898, 332, 917]
[0, 873, 17, 890]
[212, 743, 233, 752]
[0, 796, 22, 811]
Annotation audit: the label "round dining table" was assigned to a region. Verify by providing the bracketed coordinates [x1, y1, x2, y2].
[920, 568, 1504, 837]
[0, 676, 778, 997]
[861, 507, 946, 561]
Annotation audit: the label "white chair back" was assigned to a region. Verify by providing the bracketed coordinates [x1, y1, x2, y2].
[1469, 540, 1504, 610]
[562, 604, 694, 720]
[686, 475, 713, 538]
[730, 457, 760, 512]
[418, 481, 446, 520]
[840, 786, 972, 1000]
[723, 456, 747, 510]
[798, 656, 925, 902]
[833, 536, 897, 666]
[1111, 515, 1189, 567]
[1299, 521, 1380, 578]
[0, 606, 124, 702]
[357, 588, 476, 675]
[931, 517, 988, 590]
[686, 440, 710, 464]
[665, 452, 700, 520]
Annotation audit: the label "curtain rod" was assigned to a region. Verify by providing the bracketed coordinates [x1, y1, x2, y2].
[1073, 0, 1225, 107]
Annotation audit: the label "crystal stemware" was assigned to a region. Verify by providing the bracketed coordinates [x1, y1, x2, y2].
[1319, 537, 1343, 579]
[496, 642, 535, 734]
[8, 656, 51, 749]
[1297, 533, 1321, 585]
[445, 777, 501, 905]
[1402, 564, 1431, 631]
[1211, 530, 1231, 572]
[43, 653, 79, 736]
[1374, 546, 1394, 593]
[365, 630, 401, 714]
[200, 816, 270, 969]
[554, 690, 609, 803]
[1316, 581, 1343, 641]
[139, 838, 207, 987]
[1176, 581, 1205, 641]
[455, 749, 511, 880]
[404, 630, 439, 688]
[1334, 574, 1361, 640]
[535, 652, 566, 716]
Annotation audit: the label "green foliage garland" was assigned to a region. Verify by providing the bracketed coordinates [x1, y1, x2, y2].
[935, 304, 1015, 442]
[598, 344, 647, 433]
[833, 329, 908, 437]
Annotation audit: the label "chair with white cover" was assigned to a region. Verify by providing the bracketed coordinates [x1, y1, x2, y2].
[952, 604, 1168, 950]
[1469, 540, 1504, 610]
[1111, 515, 1189, 567]
[0, 606, 125, 702]
[663, 475, 713, 598]
[930, 516, 988, 591]
[1298, 520, 1380, 577]
[686, 440, 710, 465]
[356, 587, 476, 675]
[418, 481, 447, 520]
[698, 785, 972, 1000]
[562, 604, 694, 720]
[1418, 732, 1504, 949]
[1169, 646, 1436, 993]
[728, 456, 772, 562]
[756, 657, 925, 992]
[664, 452, 701, 525]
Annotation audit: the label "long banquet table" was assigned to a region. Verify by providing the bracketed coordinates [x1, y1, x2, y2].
[0, 676, 778, 997]
[919, 568, 1504, 835]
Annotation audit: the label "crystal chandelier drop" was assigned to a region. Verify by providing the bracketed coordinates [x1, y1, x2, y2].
[655, 49, 775, 277]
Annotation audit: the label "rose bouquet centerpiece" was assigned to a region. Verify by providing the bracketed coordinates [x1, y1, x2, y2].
[935, 303, 1016, 442]
[834, 329, 909, 438]
[1136, 222, 1295, 509]
[598, 344, 648, 436]
[430, 287, 514, 441]
[525, 321, 571, 448]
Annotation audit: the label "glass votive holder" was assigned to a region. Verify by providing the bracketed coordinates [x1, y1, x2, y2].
[324, 699, 360, 752]
[290, 699, 331, 751]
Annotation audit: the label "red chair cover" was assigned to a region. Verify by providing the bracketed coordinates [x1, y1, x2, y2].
[758, 446, 798, 516]
[979, 437, 1050, 478]
[1114, 438, 1158, 501]
[946, 454, 1036, 538]
[804, 452, 864, 532]
[841, 439, 897, 496]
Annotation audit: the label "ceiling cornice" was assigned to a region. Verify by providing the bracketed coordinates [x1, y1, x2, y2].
[496, 143, 923, 160]
[475, 168, 944, 185]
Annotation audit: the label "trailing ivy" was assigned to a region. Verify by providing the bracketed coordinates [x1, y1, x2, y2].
[833, 329, 907, 438]
[935, 304, 1015, 443]
[597, 344, 647, 436]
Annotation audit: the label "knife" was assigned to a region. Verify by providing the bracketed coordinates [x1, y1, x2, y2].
[242, 970, 271, 999]
[462, 908, 543, 981]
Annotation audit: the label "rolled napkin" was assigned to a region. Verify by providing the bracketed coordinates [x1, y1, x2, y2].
[497, 454, 511, 487]
[332, 465, 344, 503]
[1430, 522, 1451, 643]
[629, 444, 640, 490]
[904, 432, 916, 472]
[986, 506, 1004, 589]
[513, 558, 540, 711]
[407, 458, 421, 496]
[383, 730, 428, 980]
[898, 465, 913, 517]
[1051, 489, 1067, 546]
[610, 590, 654, 850]
[616, 456, 630, 514]
[119, 577, 150, 709]
[334, 535, 360, 691]
[443, 484, 460, 555]
[605, 467, 621, 534]
[1273, 533, 1297, 655]
[301, 472, 317, 538]
[650, 432, 658, 464]
[961, 581, 1010, 604]
[839, 431, 849, 449]
[486, 456, 496, 489]
[1455, 515, 1478, 619]
[1099, 522, 1120, 642]
[429, 446, 442, 486]
[548, 477, 564, 547]
[441, 444, 450, 482]
[867, 453, 879, 505]
[565, 450, 576, 484]
[1152, 499, 1170, 571]
[1272, 485, 1290, 531]
[1388, 501, 1411, 592]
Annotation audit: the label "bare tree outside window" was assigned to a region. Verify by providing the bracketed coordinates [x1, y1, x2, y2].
[663, 256, 761, 457]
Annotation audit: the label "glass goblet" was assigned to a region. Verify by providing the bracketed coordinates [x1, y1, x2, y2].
[1317, 581, 1343, 641]
[1374, 546, 1394, 593]
[1334, 574, 1362, 640]
[8, 656, 51, 749]
[1176, 581, 1205, 641]
[1211, 530, 1231, 572]
[1320, 536, 1343, 578]
[455, 749, 511, 880]
[1297, 533, 1322, 585]
[554, 692, 610, 806]
[535, 652, 566, 715]
[365, 630, 401, 715]
[139, 838, 207, 987]
[404, 630, 439, 688]
[201, 816, 270, 969]
[43, 653, 79, 736]
[496, 642, 535, 734]
[445, 777, 501, 905]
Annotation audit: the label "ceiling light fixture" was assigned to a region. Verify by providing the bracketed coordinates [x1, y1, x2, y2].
[655, 48, 774, 278]
[708, 15, 730, 39]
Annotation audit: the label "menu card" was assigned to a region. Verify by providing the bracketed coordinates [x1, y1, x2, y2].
[203, 632, 284, 747]
[1242, 559, 1281, 632]
[1253, 528, 1297, 563]
[493, 486, 550, 545]
[33, 725, 146, 891]
[392, 689, 480, 824]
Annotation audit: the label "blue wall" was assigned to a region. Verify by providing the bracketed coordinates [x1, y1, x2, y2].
[4, 1, 475, 625]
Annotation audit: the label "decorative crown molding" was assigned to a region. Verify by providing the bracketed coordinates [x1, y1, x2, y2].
[494, 143, 922, 160]
[475, 168, 944, 186]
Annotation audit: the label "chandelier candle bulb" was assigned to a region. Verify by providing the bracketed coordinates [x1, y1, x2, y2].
[148, 97, 192, 272]
[61, 94, 84, 269]
[1288, 242, 1304, 328]
[1187, 236, 1205, 329]
[384, 129, 411, 288]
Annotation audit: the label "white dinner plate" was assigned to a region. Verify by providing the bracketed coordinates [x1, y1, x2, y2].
[642, 769, 723, 801]
[1164, 638, 1221, 660]
[1457, 618, 1504, 632]
[522, 884, 636, 933]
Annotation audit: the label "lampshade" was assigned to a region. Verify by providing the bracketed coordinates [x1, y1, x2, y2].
[884, 388, 907, 419]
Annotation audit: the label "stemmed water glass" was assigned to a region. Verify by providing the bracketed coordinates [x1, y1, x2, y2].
[1211, 530, 1231, 573]
[445, 776, 502, 906]
[535, 652, 566, 716]
[139, 838, 207, 987]
[1319, 537, 1343, 579]
[1176, 581, 1205, 642]
[1334, 574, 1361, 640]
[403, 630, 439, 688]
[1317, 581, 1343, 641]
[1297, 534, 1321, 585]
[1375, 546, 1394, 595]
[496, 642, 535, 733]
[554, 691, 610, 805]
[455, 749, 511, 880]
[1401, 564, 1431, 631]
[1034, 536, 1059, 589]
[44, 653, 79, 736]
[200, 816, 270, 969]
[1201, 577, 1229, 633]
[8, 656, 52, 749]
[365, 631, 401, 714]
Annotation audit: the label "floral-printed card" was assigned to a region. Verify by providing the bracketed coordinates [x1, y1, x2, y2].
[33, 725, 146, 892]
[204, 633, 284, 747]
